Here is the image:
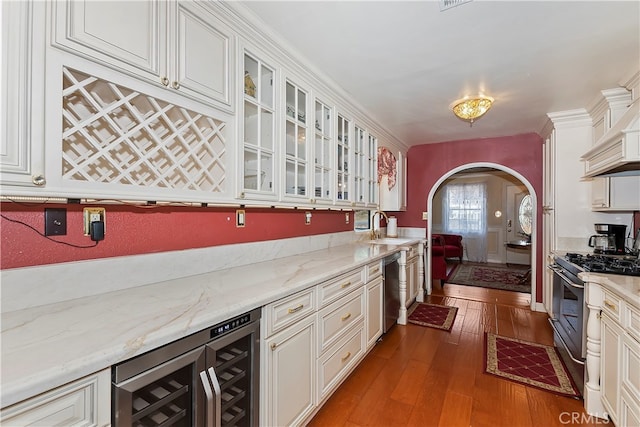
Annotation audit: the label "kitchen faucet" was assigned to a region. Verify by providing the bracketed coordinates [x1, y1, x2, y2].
[370, 209, 389, 240]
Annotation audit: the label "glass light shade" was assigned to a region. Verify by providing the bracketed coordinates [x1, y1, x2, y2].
[451, 95, 494, 123]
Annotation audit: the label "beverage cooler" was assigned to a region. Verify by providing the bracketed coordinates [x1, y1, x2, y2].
[112, 308, 261, 427]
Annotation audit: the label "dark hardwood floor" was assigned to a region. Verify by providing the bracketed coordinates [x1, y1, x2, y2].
[307, 278, 609, 427]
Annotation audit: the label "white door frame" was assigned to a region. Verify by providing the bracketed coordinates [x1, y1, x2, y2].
[425, 162, 541, 312]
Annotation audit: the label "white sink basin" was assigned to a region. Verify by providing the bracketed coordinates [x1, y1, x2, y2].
[368, 237, 415, 245]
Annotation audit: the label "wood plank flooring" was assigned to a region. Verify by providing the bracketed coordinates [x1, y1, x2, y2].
[307, 281, 610, 427]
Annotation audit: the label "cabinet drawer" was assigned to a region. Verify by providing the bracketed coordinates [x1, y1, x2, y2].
[318, 268, 363, 308]
[318, 288, 364, 353]
[363, 260, 382, 283]
[602, 289, 622, 322]
[0, 369, 110, 427]
[264, 288, 316, 337]
[317, 322, 365, 400]
[624, 303, 640, 342]
[622, 334, 640, 399]
[404, 244, 418, 260]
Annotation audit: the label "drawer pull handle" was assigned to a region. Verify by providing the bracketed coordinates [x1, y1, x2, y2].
[341, 351, 351, 361]
[341, 281, 352, 289]
[341, 313, 352, 321]
[371, 267, 379, 274]
[288, 304, 304, 314]
[160, 76, 169, 86]
[270, 343, 277, 351]
[604, 300, 617, 311]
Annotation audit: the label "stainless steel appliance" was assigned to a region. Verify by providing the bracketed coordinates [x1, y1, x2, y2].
[549, 251, 640, 396]
[549, 255, 586, 395]
[383, 252, 401, 333]
[112, 308, 260, 427]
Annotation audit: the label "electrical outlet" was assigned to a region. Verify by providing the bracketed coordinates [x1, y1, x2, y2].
[236, 209, 245, 227]
[345, 212, 350, 224]
[422, 212, 428, 220]
[83, 207, 106, 235]
[305, 211, 312, 225]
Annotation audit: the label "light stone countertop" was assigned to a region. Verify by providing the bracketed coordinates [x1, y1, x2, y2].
[0, 239, 421, 408]
[579, 271, 640, 310]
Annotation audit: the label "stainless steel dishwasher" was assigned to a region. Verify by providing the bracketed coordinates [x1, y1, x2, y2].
[383, 252, 401, 333]
[112, 307, 260, 427]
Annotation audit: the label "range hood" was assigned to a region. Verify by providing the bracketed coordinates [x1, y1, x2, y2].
[582, 102, 640, 177]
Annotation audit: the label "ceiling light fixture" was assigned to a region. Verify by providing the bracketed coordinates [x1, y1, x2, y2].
[450, 95, 494, 126]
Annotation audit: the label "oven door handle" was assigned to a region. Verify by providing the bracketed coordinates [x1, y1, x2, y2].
[548, 264, 584, 289]
[548, 318, 585, 365]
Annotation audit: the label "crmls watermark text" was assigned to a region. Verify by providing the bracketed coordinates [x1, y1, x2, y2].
[559, 412, 609, 424]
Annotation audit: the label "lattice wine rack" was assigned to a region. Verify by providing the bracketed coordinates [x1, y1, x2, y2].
[61, 67, 227, 195]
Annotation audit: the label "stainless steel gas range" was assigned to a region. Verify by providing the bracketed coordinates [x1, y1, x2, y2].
[549, 252, 640, 396]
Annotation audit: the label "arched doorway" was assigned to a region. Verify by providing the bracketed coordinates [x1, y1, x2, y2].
[425, 162, 538, 311]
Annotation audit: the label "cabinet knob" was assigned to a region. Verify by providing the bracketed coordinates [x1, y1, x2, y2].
[32, 174, 46, 186]
[160, 76, 169, 86]
[172, 81, 180, 90]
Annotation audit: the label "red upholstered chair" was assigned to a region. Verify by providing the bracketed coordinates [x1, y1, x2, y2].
[432, 234, 463, 263]
[430, 236, 447, 280]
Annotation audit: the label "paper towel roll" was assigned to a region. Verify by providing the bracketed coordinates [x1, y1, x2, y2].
[387, 216, 398, 237]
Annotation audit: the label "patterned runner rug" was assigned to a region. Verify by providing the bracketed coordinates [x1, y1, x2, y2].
[447, 262, 530, 293]
[407, 303, 458, 331]
[484, 333, 580, 398]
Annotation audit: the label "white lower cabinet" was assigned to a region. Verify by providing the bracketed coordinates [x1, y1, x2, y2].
[262, 262, 383, 425]
[406, 253, 419, 307]
[263, 314, 316, 427]
[599, 287, 640, 426]
[317, 322, 365, 401]
[366, 276, 383, 349]
[0, 369, 111, 427]
[601, 312, 621, 423]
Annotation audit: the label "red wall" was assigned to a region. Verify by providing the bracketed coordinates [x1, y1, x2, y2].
[0, 203, 353, 269]
[395, 133, 544, 301]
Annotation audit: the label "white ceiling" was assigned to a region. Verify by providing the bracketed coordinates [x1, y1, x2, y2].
[239, 1, 640, 147]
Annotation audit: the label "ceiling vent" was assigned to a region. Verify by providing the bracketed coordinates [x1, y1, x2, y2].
[440, 0, 473, 11]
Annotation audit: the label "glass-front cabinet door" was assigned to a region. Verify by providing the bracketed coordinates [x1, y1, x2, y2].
[354, 125, 366, 205]
[336, 114, 352, 203]
[242, 52, 275, 198]
[313, 99, 333, 203]
[367, 133, 378, 207]
[284, 80, 309, 199]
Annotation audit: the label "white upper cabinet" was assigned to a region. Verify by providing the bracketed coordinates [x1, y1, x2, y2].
[336, 114, 353, 205]
[1, 1, 46, 189]
[367, 134, 378, 208]
[312, 99, 334, 204]
[53, 0, 234, 111]
[3, 1, 412, 206]
[283, 78, 310, 201]
[240, 50, 276, 200]
[354, 126, 366, 206]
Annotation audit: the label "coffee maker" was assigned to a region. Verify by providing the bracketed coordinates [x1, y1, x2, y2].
[588, 223, 627, 255]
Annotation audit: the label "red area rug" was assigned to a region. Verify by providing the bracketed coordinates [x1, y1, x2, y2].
[484, 333, 580, 398]
[447, 262, 530, 293]
[407, 303, 458, 331]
